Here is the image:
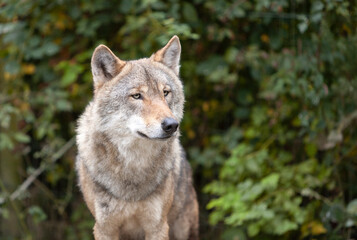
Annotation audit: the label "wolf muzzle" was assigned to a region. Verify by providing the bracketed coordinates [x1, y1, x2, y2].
[161, 117, 179, 135]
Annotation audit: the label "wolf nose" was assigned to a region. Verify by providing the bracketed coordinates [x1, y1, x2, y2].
[161, 118, 179, 134]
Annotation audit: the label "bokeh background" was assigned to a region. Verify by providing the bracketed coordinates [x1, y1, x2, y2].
[1, 0, 357, 239]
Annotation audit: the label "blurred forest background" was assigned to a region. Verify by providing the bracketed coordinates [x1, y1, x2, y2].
[1, 0, 357, 239]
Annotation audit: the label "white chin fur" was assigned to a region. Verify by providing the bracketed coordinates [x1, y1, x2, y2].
[126, 115, 163, 139]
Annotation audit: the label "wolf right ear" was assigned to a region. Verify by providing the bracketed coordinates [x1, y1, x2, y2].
[91, 45, 125, 88]
[151, 36, 181, 75]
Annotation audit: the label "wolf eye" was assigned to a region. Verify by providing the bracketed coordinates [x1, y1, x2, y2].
[131, 93, 141, 99]
[163, 90, 170, 97]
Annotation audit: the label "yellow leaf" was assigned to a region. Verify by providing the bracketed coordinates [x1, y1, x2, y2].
[53, 12, 73, 30]
[342, 24, 351, 35]
[54, 38, 62, 45]
[43, 23, 52, 35]
[188, 130, 196, 139]
[55, 20, 66, 30]
[202, 102, 209, 112]
[310, 221, 326, 235]
[22, 64, 36, 75]
[261, 34, 270, 43]
[20, 102, 30, 111]
[4, 72, 13, 80]
[301, 221, 327, 237]
[70, 83, 79, 96]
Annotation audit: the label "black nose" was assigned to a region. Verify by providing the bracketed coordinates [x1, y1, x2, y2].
[161, 118, 179, 135]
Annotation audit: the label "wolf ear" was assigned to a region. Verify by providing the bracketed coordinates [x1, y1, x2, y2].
[152, 36, 181, 75]
[91, 45, 125, 87]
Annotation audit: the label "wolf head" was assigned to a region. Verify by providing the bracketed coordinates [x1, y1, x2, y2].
[90, 36, 184, 141]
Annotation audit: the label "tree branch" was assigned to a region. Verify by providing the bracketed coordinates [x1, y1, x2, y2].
[9, 137, 76, 201]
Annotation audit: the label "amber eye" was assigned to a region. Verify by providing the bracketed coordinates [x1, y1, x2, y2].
[132, 93, 141, 99]
[163, 90, 170, 97]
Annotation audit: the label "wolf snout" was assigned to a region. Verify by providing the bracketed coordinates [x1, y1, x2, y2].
[161, 117, 179, 135]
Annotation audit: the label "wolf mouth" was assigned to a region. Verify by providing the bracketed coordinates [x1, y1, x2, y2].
[137, 131, 172, 140]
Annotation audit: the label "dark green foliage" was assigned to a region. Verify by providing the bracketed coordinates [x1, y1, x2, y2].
[1, 0, 357, 239]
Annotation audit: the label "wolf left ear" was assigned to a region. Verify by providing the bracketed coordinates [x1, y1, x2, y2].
[91, 45, 126, 88]
[151, 36, 181, 75]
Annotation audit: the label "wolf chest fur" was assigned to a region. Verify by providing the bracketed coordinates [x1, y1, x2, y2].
[76, 36, 199, 240]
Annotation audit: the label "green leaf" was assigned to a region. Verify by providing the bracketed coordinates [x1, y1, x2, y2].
[261, 173, 280, 190]
[57, 62, 85, 87]
[305, 143, 317, 158]
[4, 60, 20, 74]
[0, 208, 9, 219]
[28, 206, 47, 224]
[0, 133, 14, 150]
[298, 15, 309, 33]
[182, 2, 198, 23]
[13, 132, 30, 143]
[347, 199, 357, 216]
[248, 223, 260, 237]
[43, 41, 60, 56]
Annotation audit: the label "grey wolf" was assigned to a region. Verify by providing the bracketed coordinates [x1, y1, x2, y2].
[76, 36, 199, 240]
